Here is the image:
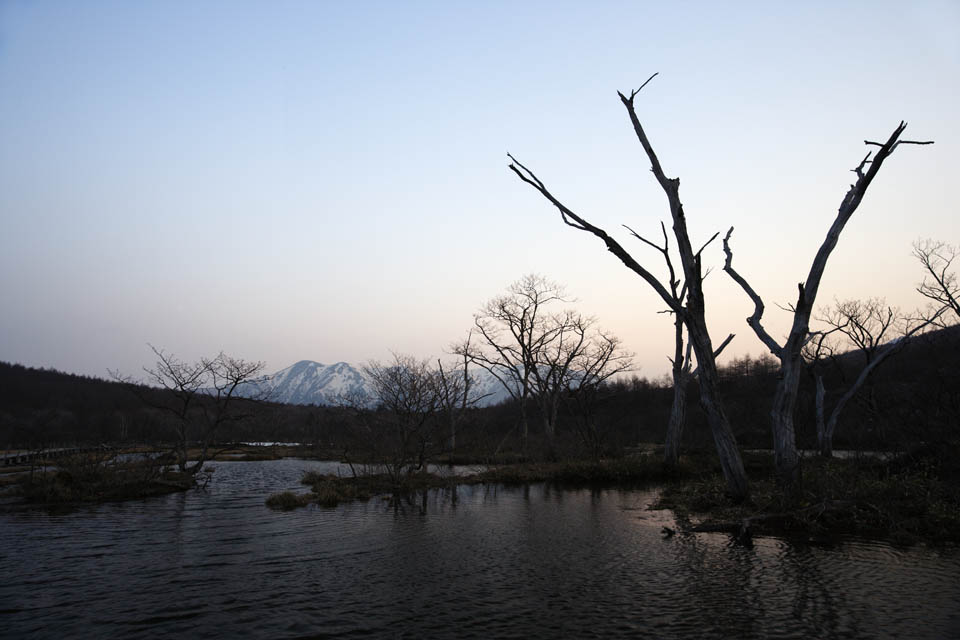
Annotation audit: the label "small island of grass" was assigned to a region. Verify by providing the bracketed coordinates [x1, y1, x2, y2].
[266, 447, 960, 546]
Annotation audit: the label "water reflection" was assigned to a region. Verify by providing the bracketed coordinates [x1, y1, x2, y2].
[1, 459, 958, 639]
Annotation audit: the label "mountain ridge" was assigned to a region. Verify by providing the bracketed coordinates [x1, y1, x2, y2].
[250, 359, 509, 407]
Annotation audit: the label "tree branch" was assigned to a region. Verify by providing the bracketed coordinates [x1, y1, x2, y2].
[508, 155, 682, 314]
[722, 227, 783, 357]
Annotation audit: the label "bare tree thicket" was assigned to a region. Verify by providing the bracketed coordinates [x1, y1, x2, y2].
[457, 275, 633, 456]
[360, 354, 445, 486]
[563, 331, 634, 458]
[113, 346, 267, 474]
[357, 352, 488, 482]
[456, 275, 570, 451]
[913, 239, 959, 323]
[724, 122, 932, 491]
[509, 75, 749, 499]
[806, 298, 941, 457]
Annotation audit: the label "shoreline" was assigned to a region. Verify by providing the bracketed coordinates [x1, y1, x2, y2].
[6, 445, 957, 546]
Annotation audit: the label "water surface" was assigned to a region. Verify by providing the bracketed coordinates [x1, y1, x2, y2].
[1, 459, 958, 638]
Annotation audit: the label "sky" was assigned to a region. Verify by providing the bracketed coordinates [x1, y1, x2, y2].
[1, 1, 958, 382]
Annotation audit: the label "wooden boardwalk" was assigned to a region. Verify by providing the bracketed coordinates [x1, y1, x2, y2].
[1, 445, 112, 467]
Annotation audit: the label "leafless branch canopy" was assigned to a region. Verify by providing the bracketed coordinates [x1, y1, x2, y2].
[455, 275, 633, 445]
[808, 296, 941, 455]
[113, 345, 267, 474]
[913, 238, 959, 324]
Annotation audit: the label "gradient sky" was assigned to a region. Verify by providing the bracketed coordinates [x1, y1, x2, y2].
[1, 1, 958, 381]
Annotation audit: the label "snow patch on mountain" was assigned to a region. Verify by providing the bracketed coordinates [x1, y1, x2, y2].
[252, 360, 510, 408]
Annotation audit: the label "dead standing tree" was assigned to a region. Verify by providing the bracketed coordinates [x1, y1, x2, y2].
[627, 222, 734, 467]
[509, 74, 749, 500]
[809, 298, 941, 457]
[723, 123, 933, 489]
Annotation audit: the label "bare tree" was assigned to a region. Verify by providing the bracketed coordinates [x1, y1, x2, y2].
[508, 75, 749, 499]
[362, 353, 444, 487]
[436, 330, 491, 456]
[457, 274, 578, 453]
[723, 122, 933, 491]
[913, 239, 959, 324]
[808, 298, 941, 457]
[114, 346, 267, 475]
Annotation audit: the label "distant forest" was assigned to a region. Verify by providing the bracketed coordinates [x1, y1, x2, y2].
[3, 324, 957, 456]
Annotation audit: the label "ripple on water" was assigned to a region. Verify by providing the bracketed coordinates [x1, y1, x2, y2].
[1, 459, 959, 639]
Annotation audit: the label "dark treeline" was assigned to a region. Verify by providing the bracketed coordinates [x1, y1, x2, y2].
[3, 323, 957, 456]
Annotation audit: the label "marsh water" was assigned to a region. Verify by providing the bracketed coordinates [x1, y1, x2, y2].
[1, 459, 958, 639]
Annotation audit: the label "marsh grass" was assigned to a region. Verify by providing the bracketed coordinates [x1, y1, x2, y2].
[270, 449, 960, 544]
[655, 447, 960, 544]
[267, 457, 685, 510]
[18, 451, 193, 503]
[265, 491, 313, 510]
[475, 455, 680, 485]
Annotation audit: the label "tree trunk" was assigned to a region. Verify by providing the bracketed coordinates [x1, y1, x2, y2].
[664, 316, 688, 467]
[519, 399, 529, 453]
[175, 425, 188, 473]
[771, 355, 803, 488]
[686, 315, 749, 501]
[664, 373, 687, 467]
[815, 374, 832, 457]
[542, 399, 557, 443]
[449, 415, 456, 453]
[187, 439, 210, 475]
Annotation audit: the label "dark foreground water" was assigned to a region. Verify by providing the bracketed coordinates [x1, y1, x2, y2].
[1, 460, 959, 639]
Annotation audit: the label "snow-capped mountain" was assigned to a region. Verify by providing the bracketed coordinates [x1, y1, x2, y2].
[250, 360, 510, 408]
[253, 360, 372, 406]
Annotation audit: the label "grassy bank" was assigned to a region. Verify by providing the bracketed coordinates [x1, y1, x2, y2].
[12, 452, 195, 504]
[265, 456, 677, 511]
[655, 447, 960, 545]
[266, 448, 960, 545]
[4, 443, 323, 505]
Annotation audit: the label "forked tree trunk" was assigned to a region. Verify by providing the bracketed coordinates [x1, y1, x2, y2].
[723, 122, 929, 496]
[685, 311, 749, 500]
[508, 77, 750, 500]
